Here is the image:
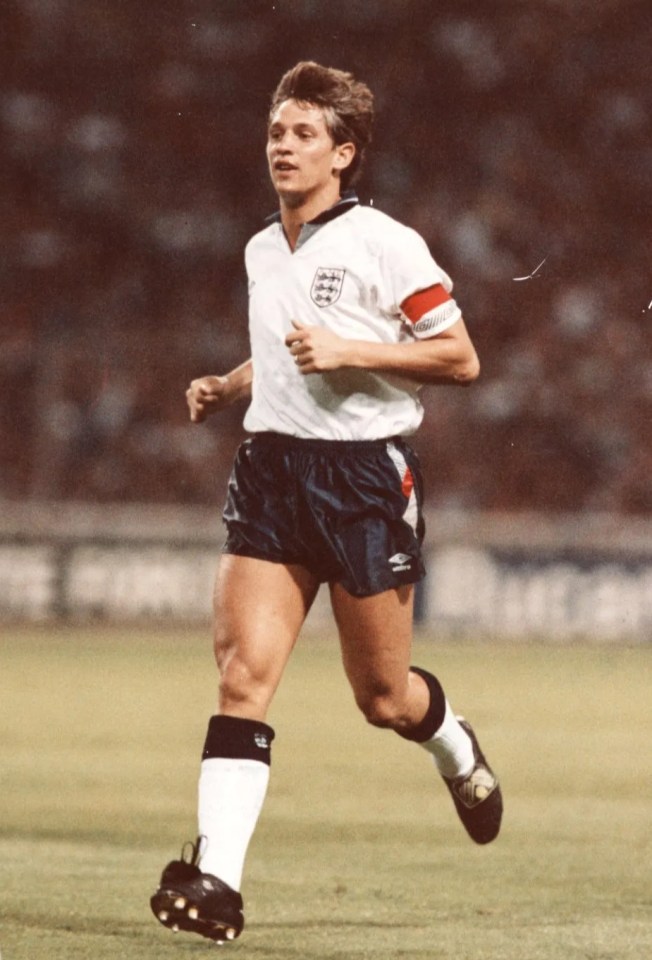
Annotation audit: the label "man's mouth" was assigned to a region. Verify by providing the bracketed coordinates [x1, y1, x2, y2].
[274, 161, 298, 172]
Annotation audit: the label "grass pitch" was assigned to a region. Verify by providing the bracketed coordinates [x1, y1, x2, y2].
[1, 623, 650, 959]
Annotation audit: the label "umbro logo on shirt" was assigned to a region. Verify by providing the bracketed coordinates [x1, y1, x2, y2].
[389, 553, 412, 572]
[254, 733, 270, 749]
[310, 267, 345, 307]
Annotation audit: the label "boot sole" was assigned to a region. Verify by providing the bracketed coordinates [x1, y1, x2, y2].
[151, 888, 242, 943]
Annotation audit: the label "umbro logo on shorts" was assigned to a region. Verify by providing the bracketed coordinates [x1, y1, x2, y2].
[388, 552, 412, 572]
[310, 267, 345, 307]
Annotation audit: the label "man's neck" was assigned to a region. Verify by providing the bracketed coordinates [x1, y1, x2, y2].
[279, 183, 342, 251]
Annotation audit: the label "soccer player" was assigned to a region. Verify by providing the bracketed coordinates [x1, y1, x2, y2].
[151, 61, 502, 944]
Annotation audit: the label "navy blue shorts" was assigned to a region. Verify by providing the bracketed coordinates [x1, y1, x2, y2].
[222, 432, 426, 597]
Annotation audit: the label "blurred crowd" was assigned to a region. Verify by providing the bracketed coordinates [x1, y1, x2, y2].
[2, 0, 651, 513]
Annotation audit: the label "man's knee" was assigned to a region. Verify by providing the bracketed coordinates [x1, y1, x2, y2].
[355, 688, 407, 730]
[217, 654, 258, 707]
[213, 637, 277, 717]
[219, 664, 253, 709]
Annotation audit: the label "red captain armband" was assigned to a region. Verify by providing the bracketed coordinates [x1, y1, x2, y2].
[400, 284, 461, 339]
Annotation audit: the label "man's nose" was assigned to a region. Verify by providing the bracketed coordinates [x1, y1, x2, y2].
[274, 131, 293, 152]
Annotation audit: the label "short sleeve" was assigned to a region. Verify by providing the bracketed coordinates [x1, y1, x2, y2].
[382, 225, 454, 313]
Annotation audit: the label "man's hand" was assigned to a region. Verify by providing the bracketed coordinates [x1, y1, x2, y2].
[284, 319, 352, 374]
[186, 375, 231, 423]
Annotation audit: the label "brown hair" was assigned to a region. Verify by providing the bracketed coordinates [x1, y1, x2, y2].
[269, 61, 374, 188]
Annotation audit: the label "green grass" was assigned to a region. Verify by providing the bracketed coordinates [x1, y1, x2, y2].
[1, 624, 650, 959]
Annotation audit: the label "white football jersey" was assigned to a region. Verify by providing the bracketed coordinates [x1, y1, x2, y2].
[243, 199, 461, 440]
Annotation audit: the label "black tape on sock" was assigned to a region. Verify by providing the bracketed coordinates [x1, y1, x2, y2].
[398, 667, 447, 743]
[202, 715, 275, 765]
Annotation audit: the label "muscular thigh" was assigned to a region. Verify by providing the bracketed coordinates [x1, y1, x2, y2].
[330, 582, 415, 695]
[330, 583, 429, 727]
[213, 555, 319, 718]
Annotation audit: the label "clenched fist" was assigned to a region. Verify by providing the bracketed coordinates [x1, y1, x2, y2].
[284, 319, 353, 374]
[186, 375, 231, 423]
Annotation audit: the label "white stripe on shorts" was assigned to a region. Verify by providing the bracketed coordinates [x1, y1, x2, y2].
[386, 441, 419, 535]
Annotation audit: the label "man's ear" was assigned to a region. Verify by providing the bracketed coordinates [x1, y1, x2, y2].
[333, 141, 355, 174]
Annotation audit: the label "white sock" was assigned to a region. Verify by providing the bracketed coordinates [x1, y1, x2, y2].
[419, 701, 475, 779]
[197, 757, 270, 891]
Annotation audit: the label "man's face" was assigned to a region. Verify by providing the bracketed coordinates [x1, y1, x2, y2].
[266, 99, 353, 205]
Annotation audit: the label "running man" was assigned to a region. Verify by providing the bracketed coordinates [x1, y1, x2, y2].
[151, 60, 502, 945]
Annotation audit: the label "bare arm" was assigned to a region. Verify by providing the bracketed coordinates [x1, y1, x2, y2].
[285, 318, 480, 386]
[186, 359, 253, 423]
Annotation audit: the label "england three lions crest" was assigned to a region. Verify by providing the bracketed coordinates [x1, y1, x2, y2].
[310, 267, 345, 307]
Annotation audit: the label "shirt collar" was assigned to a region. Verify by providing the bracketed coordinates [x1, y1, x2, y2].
[264, 189, 359, 225]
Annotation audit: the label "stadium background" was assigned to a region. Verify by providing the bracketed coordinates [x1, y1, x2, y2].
[1, 0, 651, 635]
